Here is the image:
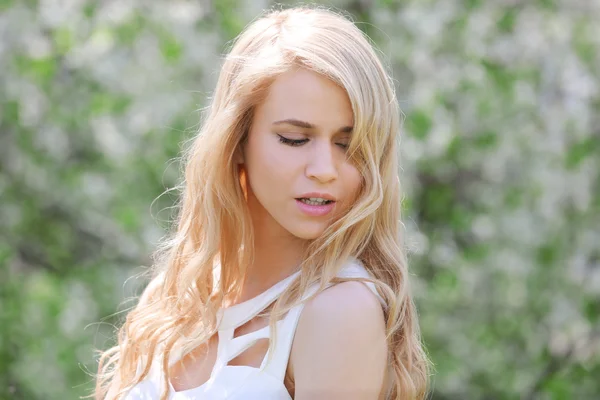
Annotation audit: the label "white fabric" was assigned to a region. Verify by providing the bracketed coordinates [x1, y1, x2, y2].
[123, 258, 381, 400]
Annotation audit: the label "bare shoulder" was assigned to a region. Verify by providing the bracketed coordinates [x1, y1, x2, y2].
[290, 281, 388, 400]
[303, 280, 385, 326]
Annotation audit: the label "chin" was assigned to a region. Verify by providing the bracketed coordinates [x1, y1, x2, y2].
[288, 224, 329, 240]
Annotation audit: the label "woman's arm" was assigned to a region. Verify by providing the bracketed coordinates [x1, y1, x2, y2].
[290, 281, 388, 400]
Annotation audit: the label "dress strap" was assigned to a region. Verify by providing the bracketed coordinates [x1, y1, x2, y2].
[217, 270, 302, 331]
[261, 294, 313, 381]
[262, 259, 385, 382]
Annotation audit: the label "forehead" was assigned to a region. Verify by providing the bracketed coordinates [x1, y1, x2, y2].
[255, 68, 354, 127]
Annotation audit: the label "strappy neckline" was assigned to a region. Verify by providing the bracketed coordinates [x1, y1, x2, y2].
[166, 268, 303, 367]
[166, 270, 303, 397]
[131, 258, 381, 400]
[218, 269, 302, 331]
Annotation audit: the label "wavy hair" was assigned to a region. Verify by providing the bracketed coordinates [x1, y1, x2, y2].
[93, 5, 431, 400]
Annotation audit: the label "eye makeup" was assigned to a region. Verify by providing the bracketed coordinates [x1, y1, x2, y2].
[277, 134, 349, 149]
[277, 134, 308, 147]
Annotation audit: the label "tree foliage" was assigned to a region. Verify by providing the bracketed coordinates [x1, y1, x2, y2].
[0, 0, 598, 399]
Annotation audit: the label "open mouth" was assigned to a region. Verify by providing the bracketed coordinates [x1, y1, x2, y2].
[295, 197, 336, 216]
[296, 198, 335, 206]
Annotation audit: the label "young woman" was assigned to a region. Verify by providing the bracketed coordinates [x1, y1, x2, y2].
[95, 6, 431, 400]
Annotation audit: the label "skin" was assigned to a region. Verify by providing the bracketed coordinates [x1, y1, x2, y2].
[241, 67, 387, 398]
[168, 67, 387, 398]
[290, 281, 388, 399]
[238, 66, 361, 294]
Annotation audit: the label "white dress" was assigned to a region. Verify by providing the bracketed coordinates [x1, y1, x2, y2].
[123, 258, 382, 400]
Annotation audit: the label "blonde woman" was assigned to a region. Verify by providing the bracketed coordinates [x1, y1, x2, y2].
[95, 5, 431, 400]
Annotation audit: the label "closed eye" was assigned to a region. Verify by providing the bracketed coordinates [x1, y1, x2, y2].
[277, 135, 308, 147]
[278, 135, 349, 150]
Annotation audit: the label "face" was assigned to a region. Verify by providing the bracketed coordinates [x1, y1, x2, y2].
[240, 67, 362, 241]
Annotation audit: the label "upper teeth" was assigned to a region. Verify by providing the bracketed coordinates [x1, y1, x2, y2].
[307, 198, 328, 203]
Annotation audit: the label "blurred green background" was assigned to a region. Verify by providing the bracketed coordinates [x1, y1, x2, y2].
[1, 0, 599, 399]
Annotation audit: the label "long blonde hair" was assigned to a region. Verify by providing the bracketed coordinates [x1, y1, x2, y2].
[94, 5, 431, 400]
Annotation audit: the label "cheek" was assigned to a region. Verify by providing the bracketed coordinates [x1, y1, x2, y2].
[245, 136, 296, 193]
[341, 164, 363, 203]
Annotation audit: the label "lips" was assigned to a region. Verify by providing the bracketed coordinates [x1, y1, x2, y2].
[297, 198, 334, 205]
[296, 192, 337, 201]
[295, 198, 336, 216]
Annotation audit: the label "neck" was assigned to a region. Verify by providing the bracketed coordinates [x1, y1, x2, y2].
[238, 191, 307, 301]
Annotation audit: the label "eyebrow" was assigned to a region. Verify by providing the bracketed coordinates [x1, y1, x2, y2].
[272, 118, 353, 133]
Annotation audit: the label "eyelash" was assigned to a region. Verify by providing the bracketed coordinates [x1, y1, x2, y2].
[277, 135, 348, 149]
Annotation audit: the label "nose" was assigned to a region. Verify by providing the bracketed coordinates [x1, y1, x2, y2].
[305, 140, 338, 183]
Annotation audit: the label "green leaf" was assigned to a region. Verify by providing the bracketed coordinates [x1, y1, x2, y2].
[536, 243, 559, 265]
[545, 375, 572, 400]
[89, 92, 131, 116]
[464, 0, 483, 10]
[83, 2, 98, 18]
[114, 204, 140, 232]
[53, 28, 74, 54]
[538, 0, 558, 10]
[583, 296, 600, 324]
[464, 243, 489, 261]
[114, 14, 145, 46]
[497, 7, 519, 33]
[565, 137, 599, 170]
[14, 55, 57, 86]
[504, 186, 524, 209]
[159, 32, 183, 63]
[214, 0, 245, 38]
[474, 130, 498, 149]
[482, 59, 513, 95]
[0, 0, 14, 11]
[405, 109, 432, 140]
[3, 100, 20, 124]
